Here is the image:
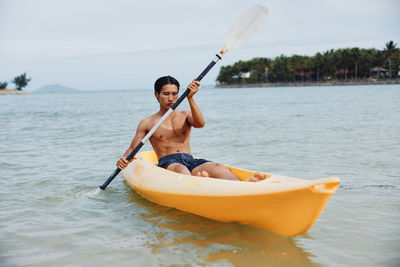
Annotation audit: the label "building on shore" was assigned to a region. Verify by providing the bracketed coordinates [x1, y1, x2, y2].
[370, 67, 388, 79]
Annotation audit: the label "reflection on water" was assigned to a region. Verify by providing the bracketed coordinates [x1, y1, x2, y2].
[123, 182, 320, 266]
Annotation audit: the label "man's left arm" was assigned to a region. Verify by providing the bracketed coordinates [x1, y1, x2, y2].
[187, 80, 205, 128]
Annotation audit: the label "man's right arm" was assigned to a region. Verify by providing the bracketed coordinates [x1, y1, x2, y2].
[116, 119, 148, 170]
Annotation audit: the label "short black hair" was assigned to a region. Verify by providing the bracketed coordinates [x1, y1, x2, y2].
[154, 76, 180, 94]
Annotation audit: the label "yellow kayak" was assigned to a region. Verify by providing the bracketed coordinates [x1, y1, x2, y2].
[123, 151, 340, 236]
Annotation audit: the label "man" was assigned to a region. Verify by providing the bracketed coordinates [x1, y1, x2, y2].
[116, 75, 264, 182]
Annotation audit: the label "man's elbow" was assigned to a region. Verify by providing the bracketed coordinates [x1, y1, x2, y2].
[194, 121, 205, 128]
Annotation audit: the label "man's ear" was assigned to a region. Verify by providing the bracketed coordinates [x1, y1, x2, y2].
[154, 91, 160, 102]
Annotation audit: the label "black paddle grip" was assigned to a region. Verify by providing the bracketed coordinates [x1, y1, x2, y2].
[99, 141, 144, 190]
[196, 55, 220, 81]
[99, 168, 121, 190]
[171, 56, 220, 110]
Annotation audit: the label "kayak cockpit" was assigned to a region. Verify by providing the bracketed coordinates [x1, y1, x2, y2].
[137, 151, 272, 181]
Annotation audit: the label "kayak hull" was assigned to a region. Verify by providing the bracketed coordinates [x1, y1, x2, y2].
[123, 151, 340, 236]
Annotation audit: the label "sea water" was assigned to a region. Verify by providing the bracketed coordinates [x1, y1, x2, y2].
[1, 85, 399, 266]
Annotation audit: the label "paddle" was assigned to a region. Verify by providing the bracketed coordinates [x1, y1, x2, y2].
[99, 5, 269, 190]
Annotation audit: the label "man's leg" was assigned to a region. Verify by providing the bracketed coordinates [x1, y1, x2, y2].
[167, 163, 192, 175]
[192, 162, 266, 182]
[191, 162, 240, 181]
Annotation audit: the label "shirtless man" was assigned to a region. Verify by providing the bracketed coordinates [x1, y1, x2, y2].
[116, 75, 264, 182]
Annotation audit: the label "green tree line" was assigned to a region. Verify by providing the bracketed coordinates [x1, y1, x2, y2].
[217, 41, 400, 85]
[0, 73, 32, 90]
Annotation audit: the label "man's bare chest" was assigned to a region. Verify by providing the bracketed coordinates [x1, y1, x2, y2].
[150, 115, 190, 140]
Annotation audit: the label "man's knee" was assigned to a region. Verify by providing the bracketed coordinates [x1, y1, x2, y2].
[215, 162, 225, 168]
[210, 162, 226, 170]
[168, 163, 190, 174]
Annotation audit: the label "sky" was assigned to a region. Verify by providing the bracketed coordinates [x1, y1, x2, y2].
[1, 0, 399, 91]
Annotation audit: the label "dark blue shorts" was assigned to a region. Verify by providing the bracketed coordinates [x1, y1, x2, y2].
[157, 153, 210, 172]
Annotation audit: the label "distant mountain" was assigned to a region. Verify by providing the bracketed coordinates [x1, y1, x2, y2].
[34, 84, 79, 93]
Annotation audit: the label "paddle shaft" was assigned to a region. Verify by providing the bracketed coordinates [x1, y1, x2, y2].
[99, 53, 223, 190]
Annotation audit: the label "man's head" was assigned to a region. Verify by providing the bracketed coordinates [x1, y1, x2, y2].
[154, 76, 180, 94]
[154, 76, 180, 109]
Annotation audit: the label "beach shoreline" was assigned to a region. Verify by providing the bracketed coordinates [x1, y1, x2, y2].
[0, 89, 30, 95]
[216, 79, 400, 88]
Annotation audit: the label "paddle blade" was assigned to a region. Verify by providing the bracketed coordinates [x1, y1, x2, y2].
[223, 5, 269, 52]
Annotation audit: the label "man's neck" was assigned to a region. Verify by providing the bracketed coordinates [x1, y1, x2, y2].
[157, 107, 171, 116]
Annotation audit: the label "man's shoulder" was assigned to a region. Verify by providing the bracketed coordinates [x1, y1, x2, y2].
[136, 114, 156, 130]
[140, 114, 159, 125]
[173, 110, 190, 122]
[178, 110, 190, 117]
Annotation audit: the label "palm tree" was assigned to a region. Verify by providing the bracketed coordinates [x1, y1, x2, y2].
[12, 73, 32, 90]
[350, 47, 361, 79]
[384, 41, 398, 78]
[340, 48, 353, 80]
[321, 50, 332, 80]
[0, 81, 8, 89]
[314, 52, 323, 81]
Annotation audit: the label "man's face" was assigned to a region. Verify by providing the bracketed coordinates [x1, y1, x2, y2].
[156, 84, 179, 109]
